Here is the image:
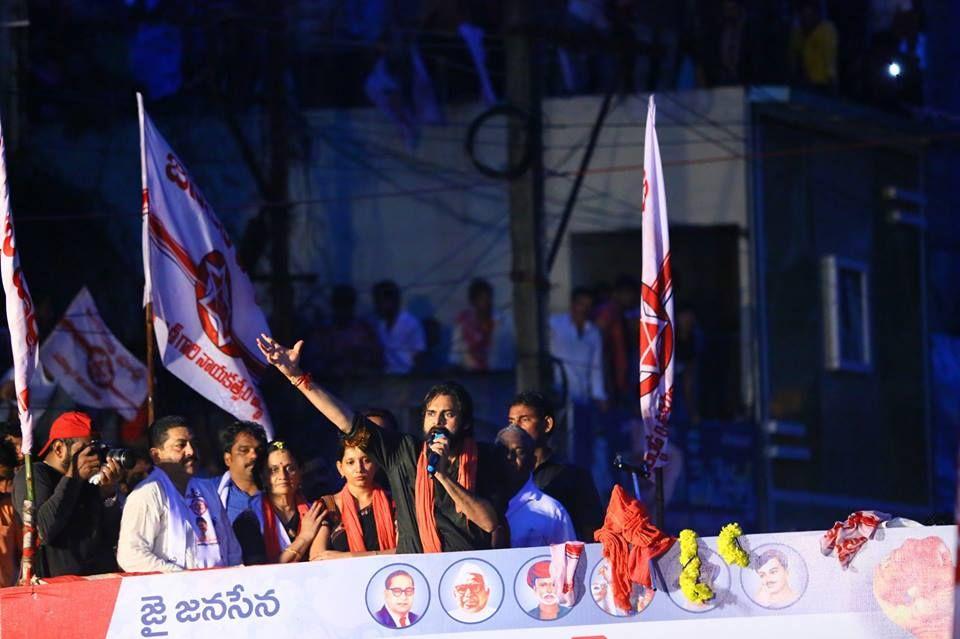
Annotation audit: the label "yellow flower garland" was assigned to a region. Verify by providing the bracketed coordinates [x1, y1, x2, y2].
[678, 529, 714, 604]
[717, 523, 750, 567]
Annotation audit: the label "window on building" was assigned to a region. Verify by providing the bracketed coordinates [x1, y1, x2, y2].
[821, 256, 872, 372]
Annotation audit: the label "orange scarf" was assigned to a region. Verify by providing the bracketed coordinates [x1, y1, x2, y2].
[338, 483, 397, 552]
[414, 437, 478, 553]
[594, 485, 675, 612]
[262, 494, 310, 563]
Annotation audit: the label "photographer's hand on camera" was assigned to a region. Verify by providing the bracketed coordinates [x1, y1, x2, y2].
[98, 458, 122, 490]
[67, 444, 102, 482]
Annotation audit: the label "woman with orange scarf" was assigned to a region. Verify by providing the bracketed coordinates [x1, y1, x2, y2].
[310, 426, 397, 559]
[259, 441, 325, 563]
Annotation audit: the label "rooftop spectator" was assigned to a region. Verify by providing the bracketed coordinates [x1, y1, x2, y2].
[306, 285, 383, 378]
[372, 280, 426, 374]
[550, 287, 607, 475]
[791, 1, 839, 88]
[450, 278, 515, 372]
[594, 274, 640, 404]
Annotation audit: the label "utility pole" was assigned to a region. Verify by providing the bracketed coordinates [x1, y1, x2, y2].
[0, 0, 29, 151]
[264, 1, 293, 343]
[504, 6, 552, 394]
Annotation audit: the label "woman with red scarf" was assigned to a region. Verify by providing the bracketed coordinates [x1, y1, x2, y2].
[311, 426, 397, 559]
[259, 441, 325, 563]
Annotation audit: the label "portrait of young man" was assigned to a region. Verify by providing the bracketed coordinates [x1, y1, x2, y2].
[753, 549, 799, 607]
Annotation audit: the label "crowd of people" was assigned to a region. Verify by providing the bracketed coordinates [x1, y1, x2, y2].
[298, 274, 703, 498]
[0, 337, 610, 583]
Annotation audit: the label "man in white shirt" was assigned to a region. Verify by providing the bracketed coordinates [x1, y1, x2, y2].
[448, 562, 498, 623]
[372, 280, 426, 374]
[550, 287, 608, 481]
[117, 415, 242, 572]
[550, 287, 607, 406]
[496, 426, 575, 548]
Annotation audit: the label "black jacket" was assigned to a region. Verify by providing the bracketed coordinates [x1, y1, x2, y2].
[12, 462, 120, 578]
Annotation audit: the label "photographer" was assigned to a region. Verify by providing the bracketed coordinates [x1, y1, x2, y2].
[12, 411, 122, 578]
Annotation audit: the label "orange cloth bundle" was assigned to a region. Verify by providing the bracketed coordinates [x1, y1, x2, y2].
[594, 484, 675, 613]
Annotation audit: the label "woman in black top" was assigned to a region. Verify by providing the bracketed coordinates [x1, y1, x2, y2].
[311, 425, 397, 559]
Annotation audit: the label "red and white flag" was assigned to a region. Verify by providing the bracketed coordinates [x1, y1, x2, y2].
[0, 114, 40, 455]
[40, 287, 147, 421]
[138, 95, 273, 436]
[639, 96, 674, 470]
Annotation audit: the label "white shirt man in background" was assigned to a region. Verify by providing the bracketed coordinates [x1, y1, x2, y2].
[372, 280, 425, 374]
[549, 287, 607, 407]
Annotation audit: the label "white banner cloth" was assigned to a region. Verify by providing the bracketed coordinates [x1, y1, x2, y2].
[0, 114, 40, 453]
[138, 95, 272, 435]
[639, 95, 675, 470]
[40, 287, 147, 420]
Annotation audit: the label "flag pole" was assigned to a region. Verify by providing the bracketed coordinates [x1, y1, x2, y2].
[138, 93, 155, 426]
[655, 468, 665, 528]
[145, 303, 155, 425]
[18, 452, 36, 584]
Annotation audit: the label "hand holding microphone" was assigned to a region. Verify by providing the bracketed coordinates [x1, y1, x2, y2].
[426, 428, 452, 476]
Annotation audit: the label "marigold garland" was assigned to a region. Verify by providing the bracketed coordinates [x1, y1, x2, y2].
[717, 522, 750, 567]
[678, 529, 714, 604]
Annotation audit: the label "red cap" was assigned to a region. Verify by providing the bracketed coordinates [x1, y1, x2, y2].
[37, 411, 96, 458]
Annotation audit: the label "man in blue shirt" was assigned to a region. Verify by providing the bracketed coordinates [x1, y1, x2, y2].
[212, 421, 267, 524]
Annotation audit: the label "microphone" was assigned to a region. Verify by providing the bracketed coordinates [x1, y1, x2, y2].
[426, 428, 451, 476]
[612, 453, 650, 479]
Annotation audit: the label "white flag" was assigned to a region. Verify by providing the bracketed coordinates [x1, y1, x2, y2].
[138, 95, 273, 436]
[0, 114, 40, 455]
[639, 96, 675, 470]
[40, 287, 147, 421]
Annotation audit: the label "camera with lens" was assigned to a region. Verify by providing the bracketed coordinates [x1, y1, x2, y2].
[88, 441, 137, 470]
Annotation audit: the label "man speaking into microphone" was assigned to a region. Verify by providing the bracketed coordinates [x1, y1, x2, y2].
[257, 335, 506, 553]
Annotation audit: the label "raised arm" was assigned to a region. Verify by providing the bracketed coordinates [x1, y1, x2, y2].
[256, 334, 355, 433]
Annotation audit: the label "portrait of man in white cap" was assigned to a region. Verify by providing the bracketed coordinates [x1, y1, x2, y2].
[448, 562, 497, 623]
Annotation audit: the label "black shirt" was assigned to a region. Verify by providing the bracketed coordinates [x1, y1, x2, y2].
[349, 416, 505, 553]
[329, 503, 381, 552]
[12, 462, 120, 578]
[533, 456, 604, 543]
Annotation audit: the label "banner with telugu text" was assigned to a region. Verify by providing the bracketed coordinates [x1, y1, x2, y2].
[0, 526, 928, 639]
[639, 95, 674, 470]
[137, 95, 272, 436]
[0, 113, 40, 454]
